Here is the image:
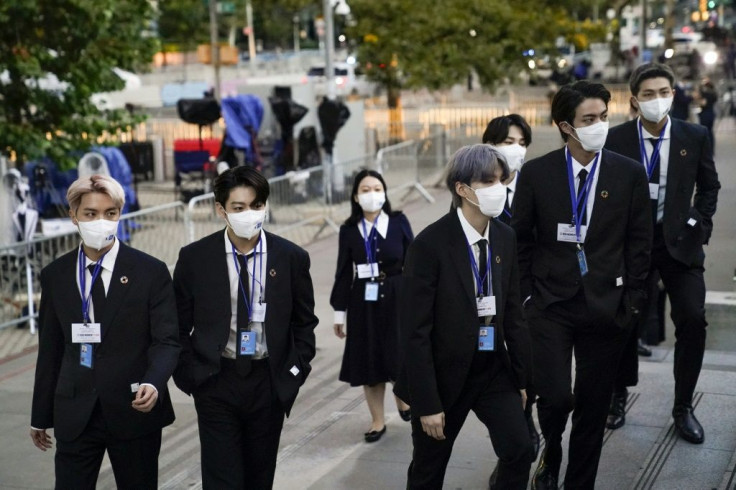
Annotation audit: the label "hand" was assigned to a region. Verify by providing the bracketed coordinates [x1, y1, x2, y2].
[520, 389, 528, 410]
[132, 384, 158, 413]
[420, 412, 446, 440]
[334, 324, 346, 339]
[30, 428, 53, 451]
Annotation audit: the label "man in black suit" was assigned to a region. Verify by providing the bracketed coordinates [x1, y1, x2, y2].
[512, 81, 652, 489]
[395, 144, 534, 489]
[30, 175, 180, 489]
[173, 166, 318, 489]
[605, 63, 720, 443]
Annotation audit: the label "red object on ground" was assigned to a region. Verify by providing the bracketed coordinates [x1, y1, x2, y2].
[173, 138, 220, 156]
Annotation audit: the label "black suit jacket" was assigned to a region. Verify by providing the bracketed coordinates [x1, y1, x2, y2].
[172, 230, 318, 415]
[605, 118, 720, 267]
[394, 212, 531, 417]
[31, 243, 180, 441]
[511, 148, 652, 328]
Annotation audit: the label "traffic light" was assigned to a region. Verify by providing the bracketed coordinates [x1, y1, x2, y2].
[708, 0, 716, 8]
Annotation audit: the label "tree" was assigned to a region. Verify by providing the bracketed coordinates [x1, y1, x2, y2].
[0, 0, 157, 169]
[347, 0, 610, 107]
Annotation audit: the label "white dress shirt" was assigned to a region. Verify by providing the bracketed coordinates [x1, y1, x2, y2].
[638, 116, 671, 223]
[334, 212, 388, 325]
[567, 147, 601, 226]
[223, 229, 269, 360]
[75, 238, 120, 323]
[506, 171, 519, 207]
[457, 207, 491, 296]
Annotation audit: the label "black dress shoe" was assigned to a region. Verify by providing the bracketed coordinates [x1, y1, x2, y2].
[606, 389, 628, 430]
[399, 409, 412, 422]
[673, 407, 704, 444]
[527, 412, 540, 460]
[531, 449, 560, 490]
[364, 426, 386, 443]
[637, 339, 653, 357]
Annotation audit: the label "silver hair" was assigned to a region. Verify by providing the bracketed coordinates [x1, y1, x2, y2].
[445, 144, 510, 208]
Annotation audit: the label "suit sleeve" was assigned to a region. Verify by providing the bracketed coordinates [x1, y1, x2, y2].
[625, 163, 653, 292]
[172, 248, 195, 394]
[402, 237, 443, 416]
[142, 262, 181, 392]
[693, 128, 720, 244]
[510, 165, 536, 300]
[329, 226, 353, 312]
[290, 249, 318, 380]
[502, 231, 532, 389]
[400, 213, 415, 262]
[31, 268, 64, 429]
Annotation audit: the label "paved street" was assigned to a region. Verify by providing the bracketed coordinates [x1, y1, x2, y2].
[0, 119, 734, 489]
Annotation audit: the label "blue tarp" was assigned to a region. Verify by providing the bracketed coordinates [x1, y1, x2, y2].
[221, 94, 264, 164]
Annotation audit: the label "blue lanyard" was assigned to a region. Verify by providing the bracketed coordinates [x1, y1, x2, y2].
[78, 247, 108, 324]
[466, 239, 492, 297]
[566, 148, 599, 243]
[360, 214, 380, 278]
[230, 238, 263, 323]
[638, 119, 668, 181]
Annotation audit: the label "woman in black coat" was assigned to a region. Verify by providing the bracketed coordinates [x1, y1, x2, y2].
[330, 169, 414, 443]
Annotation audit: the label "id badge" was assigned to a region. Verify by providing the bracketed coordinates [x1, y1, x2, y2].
[239, 330, 256, 356]
[252, 302, 267, 323]
[476, 296, 496, 317]
[557, 223, 586, 243]
[357, 263, 379, 279]
[478, 325, 495, 351]
[72, 323, 101, 343]
[577, 248, 589, 276]
[648, 183, 660, 200]
[80, 343, 93, 368]
[364, 282, 379, 302]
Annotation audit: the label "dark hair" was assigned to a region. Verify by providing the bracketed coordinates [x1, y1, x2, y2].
[481, 114, 532, 147]
[629, 62, 675, 96]
[214, 166, 269, 207]
[445, 144, 510, 208]
[551, 80, 611, 141]
[345, 169, 395, 225]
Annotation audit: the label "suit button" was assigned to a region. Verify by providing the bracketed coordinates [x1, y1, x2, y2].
[574, 280, 580, 285]
[380, 282, 384, 286]
[376, 248, 381, 252]
[380, 294, 385, 298]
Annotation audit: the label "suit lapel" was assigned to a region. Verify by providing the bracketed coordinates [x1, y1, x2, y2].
[263, 233, 279, 331]
[619, 121, 641, 162]
[447, 214, 476, 309]
[489, 220, 504, 317]
[214, 231, 234, 321]
[586, 151, 612, 242]
[100, 243, 136, 340]
[57, 249, 84, 324]
[665, 119, 686, 214]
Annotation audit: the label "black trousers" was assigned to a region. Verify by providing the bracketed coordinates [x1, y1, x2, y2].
[528, 291, 629, 490]
[407, 356, 533, 490]
[55, 401, 162, 490]
[193, 358, 285, 490]
[613, 226, 707, 407]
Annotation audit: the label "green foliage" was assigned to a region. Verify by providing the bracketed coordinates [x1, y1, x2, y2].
[347, 0, 614, 101]
[0, 0, 157, 168]
[158, 0, 209, 49]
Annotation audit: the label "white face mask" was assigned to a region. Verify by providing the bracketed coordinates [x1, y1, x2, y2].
[77, 219, 118, 251]
[465, 183, 506, 218]
[637, 96, 673, 123]
[226, 208, 266, 239]
[568, 121, 609, 152]
[495, 144, 527, 173]
[357, 191, 386, 213]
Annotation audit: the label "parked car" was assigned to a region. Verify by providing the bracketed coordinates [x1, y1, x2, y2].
[303, 62, 376, 97]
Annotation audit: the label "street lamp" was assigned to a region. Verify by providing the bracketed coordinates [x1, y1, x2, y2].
[323, 0, 351, 100]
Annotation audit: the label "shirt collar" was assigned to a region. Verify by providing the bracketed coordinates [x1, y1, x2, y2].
[80, 237, 120, 273]
[456, 207, 489, 245]
[224, 229, 268, 255]
[566, 147, 596, 178]
[506, 171, 519, 194]
[638, 115, 672, 140]
[358, 211, 389, 239]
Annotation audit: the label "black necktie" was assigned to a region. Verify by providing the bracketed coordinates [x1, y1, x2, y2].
[477, 239, 488, 297]
[87, 264, 106, 322]
[505, 187, 512, 216]
[577, 169, 588, 226]
[235, 254, 252, 376]
[648, 138, 661, 225]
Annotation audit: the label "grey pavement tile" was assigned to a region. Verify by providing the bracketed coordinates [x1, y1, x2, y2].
[651, 446, 732, 490]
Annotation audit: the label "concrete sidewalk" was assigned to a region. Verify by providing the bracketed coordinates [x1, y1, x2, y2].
[1, 120, 734, 489]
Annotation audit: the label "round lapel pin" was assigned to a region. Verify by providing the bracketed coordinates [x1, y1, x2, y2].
[120, 276, 129, 284]
[269, 268, 277, 277]
[601, 190, 609, 199]
[495, 256, 501, 264]
[680, 149, 687, 156]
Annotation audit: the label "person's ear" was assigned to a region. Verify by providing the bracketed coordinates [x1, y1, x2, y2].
[68, 209, 78, 225]
[215, 202, 227, 219]
[630, 95, 640, 111]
